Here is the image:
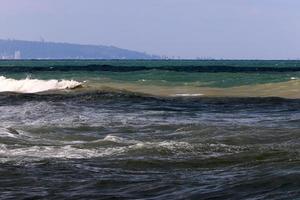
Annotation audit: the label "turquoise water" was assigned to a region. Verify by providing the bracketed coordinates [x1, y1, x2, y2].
[1, 60, 300, 93]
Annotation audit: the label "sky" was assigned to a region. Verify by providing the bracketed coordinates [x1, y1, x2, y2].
[0, 0, 300, 59]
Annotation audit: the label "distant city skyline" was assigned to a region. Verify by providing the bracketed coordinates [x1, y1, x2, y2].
[1, 0, 300, 59]
[0, 50, 21, 60]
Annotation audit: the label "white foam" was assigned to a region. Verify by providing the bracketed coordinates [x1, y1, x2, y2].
[0, 127, 19, 138]
[103, 135, 138, 144]
[132, 141, 194, 152]
[173, 93, 203, 97]
[0, 134, 246, 163]
[0, 76, 82, 93]
[0, 144, 127, 161]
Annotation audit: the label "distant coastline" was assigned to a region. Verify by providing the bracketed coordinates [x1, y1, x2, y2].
[0, 39, 160, 60]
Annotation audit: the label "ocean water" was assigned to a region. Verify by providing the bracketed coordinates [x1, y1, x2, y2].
[0, 60, 300, 199]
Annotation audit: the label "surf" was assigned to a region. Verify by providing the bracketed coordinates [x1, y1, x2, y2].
[0, 76, 83, 93]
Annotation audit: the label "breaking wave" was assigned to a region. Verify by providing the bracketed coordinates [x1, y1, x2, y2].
[0, 76, 83, 93]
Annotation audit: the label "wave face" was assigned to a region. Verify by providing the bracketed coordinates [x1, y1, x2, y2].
[0, 76, 82, 93]
[0, 60, 300, 199]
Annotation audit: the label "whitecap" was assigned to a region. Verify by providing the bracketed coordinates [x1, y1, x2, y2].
[173, 93, 203, 97]
[0, 144, 127, 161]
[103, 135, 138, 144]
[0, 76, 82, 93]
[0, 127, 20, 138]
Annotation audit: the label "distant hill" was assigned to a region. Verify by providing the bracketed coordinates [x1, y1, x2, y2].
[0, 39, 160, 59]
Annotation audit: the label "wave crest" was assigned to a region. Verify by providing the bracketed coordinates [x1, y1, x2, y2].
[0, 76, 82, 93]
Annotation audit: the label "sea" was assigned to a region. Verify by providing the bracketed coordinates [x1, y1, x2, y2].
[0, 60, 299, 199]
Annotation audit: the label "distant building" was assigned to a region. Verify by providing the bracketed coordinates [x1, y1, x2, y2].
[0, 50, 21, 60]
[0, 54, 12, 60]
[14, 51, 21, 59]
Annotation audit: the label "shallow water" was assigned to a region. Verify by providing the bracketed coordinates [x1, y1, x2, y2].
[0, 60, 300, 199]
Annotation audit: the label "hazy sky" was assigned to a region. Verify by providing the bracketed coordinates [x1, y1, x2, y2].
[1, 0, 300, 59]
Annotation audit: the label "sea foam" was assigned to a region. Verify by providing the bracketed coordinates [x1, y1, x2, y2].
[173, 93, 203, 97]
[0, 76, 82, 93]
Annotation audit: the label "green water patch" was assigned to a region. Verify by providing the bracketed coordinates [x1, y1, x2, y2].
[3, 70, 299, 88]
[1, 60, 300, 88]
